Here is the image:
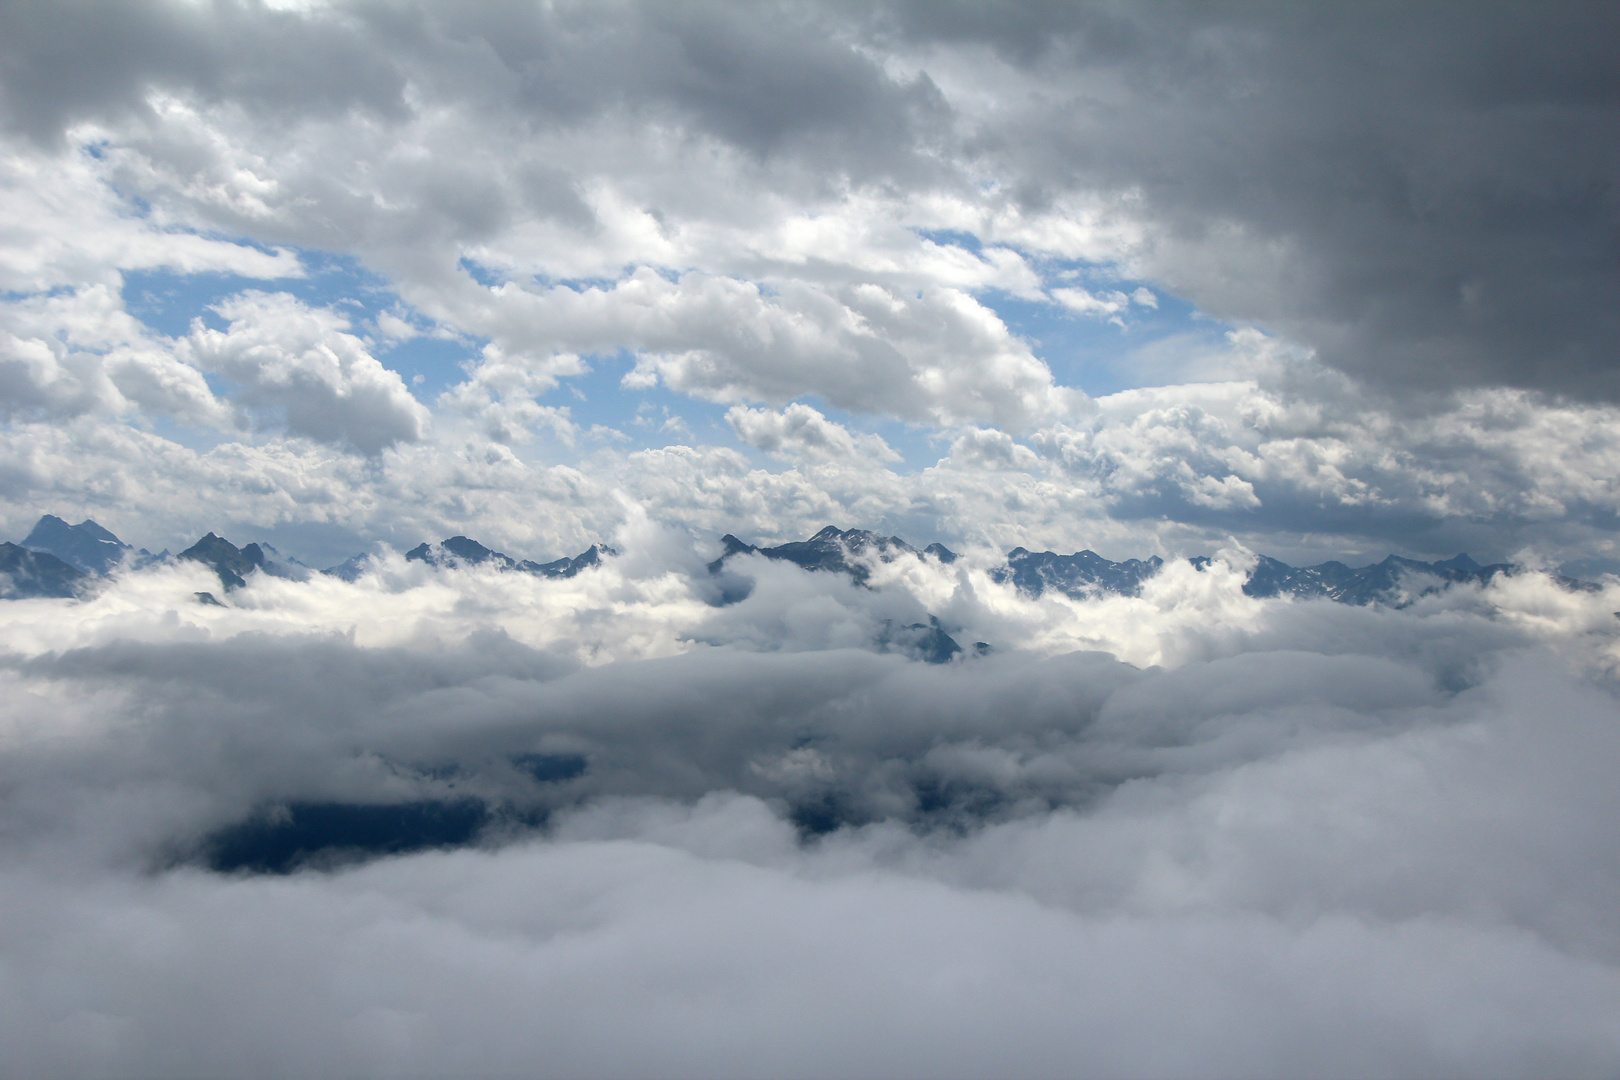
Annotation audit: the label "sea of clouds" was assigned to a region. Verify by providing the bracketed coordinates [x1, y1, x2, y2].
[2, 5, 1618, 1072]
[2, 532, 1618, 1078]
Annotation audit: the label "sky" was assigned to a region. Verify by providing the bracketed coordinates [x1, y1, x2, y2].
[3, 3, 1620, 1078]
[1, 0, 1618, 570]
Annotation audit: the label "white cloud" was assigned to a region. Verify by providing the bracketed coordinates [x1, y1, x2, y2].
[1051, 283, 1159, 325]
[450, 268, 1085, 431]
[181, 291, 429, 454]
[0, 143, 302, 294]
[942, 427, 1041, 471]
[0, 552, 1617, 1075]
[12, 337, 1620, 572]
[1052, 285, 1131, 320]
[438, 346, 585, 446]
[726, 403, 900, 462]
[0, 283, 230, 425]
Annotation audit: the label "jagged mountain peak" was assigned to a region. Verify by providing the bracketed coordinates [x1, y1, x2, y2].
[22, 514, 131, 575]
[396, 536, 614, 580]
[994, 546, 1165, 599]
[706, 527, 1589, 609]
[407, 536, 514, 570]
[5, 516, 1597, 612]
[173, 533, 307, 589]
[807, 525, 912, 549]
[709, 525, 922, 586]
[179, 533, 263, 590]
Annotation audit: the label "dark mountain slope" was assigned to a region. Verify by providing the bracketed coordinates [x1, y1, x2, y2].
[0, 542, 85, 599]
[389, 537, 617, 579]
[708, 525, 952, 584]
[180, 533, 265, 590]
[991, 548, 1165, 599]
[21, 515, 130, 575]
[710, 527, 1596, 608]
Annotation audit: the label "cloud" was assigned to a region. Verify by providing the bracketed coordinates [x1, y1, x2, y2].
[0, 0, 410, 145]
[726, 403, 900, 462]
[14, 335, 1620, 573]
[437, 345, 585, 446]
[882, 3, 1620, 397]
[180, 291, 429, 454]
[0, 552, 1619, 1074]
[3, 1, 1611, 404]
[1050, 284, 1154, 324]
[0, 143, 302, 293]
[942, 427, 1041, 472]
[0, 282, 230, 425]
[461, 269, 1083, 431]
[0, 1, 1612, 573]
[1, 6, 1618, 1072]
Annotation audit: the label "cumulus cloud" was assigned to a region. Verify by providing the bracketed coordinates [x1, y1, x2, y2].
[0, 0, 1608, 434]
[457, 269, 1083, 431]
[0, 282, 229, 426]
[4, 1, 1608, 399]
[0, 144, 301, 293]
[726, 402, 900, 462]
[942, 427, 1041, 472]
[1050, 283, 1157, 324]
[13, 336, 1620, 575]
[876, 3, 1620, 397]
[180, 291, 429, 453]
[438, 345, 585, 446]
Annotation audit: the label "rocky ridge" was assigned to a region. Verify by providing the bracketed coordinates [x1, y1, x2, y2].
[4, 515, 1600, 615]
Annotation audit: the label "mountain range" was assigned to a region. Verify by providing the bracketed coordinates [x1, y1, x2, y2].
[22, 514, 131, 574]
[3, 516, 1599, 617]
[402, 536, 614, 579]
[704, 525, 1596, 607]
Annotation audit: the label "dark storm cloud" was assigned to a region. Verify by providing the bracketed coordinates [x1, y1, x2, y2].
[880, 1, 1620, 397]
[0, 0, 411, 141]
[0, 0, 948, 179]
[434, 1, 950, 169]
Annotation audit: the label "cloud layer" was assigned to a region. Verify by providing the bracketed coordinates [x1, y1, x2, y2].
[1, 548, 1619, 1076]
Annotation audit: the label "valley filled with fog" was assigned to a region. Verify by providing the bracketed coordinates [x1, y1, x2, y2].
[3, 526, 1618, 1077]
